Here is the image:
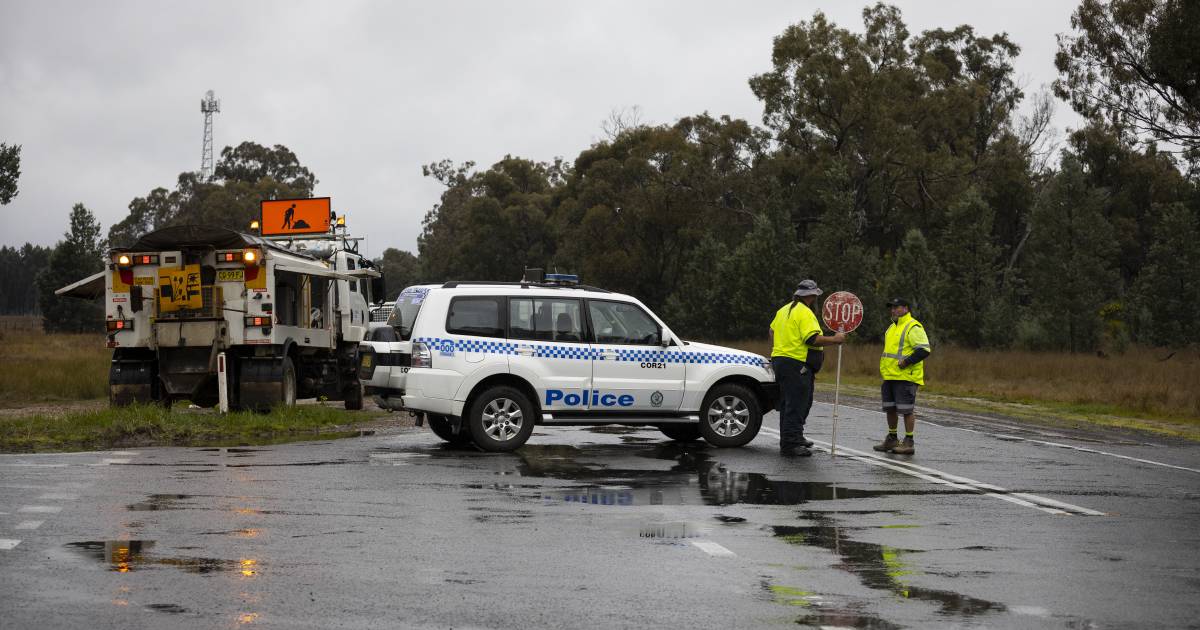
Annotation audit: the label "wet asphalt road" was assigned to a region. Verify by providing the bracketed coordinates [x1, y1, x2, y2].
[1, 400, 1198, 629]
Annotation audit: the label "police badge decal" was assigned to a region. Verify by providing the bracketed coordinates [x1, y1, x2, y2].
[650, 391, 663, 407]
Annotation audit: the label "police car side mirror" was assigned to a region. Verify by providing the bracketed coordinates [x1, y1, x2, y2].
[657, 330, 670, 347]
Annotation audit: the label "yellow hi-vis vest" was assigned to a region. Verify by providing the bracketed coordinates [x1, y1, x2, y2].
[879, 313, 931, 385]
[770, 301, 823, 362]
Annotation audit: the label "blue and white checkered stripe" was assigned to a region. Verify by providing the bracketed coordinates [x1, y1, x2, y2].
[414, 337, 762, 366]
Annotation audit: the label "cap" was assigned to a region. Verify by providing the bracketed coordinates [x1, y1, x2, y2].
[793, 279, 823, 297]
[886, 297, 910, 308]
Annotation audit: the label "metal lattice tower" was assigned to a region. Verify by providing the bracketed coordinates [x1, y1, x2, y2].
[200, 90, 221, 180]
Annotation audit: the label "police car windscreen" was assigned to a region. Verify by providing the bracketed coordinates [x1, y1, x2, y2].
[387, 287, 430, 340]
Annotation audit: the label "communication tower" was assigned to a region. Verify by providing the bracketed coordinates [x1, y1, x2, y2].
[200, 90, 221, 180]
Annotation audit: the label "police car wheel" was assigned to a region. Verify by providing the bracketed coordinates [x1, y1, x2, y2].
[658, 424, 702, 442]
[427, 414, 472, 444]
[698, 383, 761, 447]
[467, 386, 535, 452]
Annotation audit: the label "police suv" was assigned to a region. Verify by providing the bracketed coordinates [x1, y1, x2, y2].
[361, 274, 777, 452]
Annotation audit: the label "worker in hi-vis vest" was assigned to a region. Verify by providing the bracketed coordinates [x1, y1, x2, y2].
[768, 279, 846, 457]
[874, 297, 932, 455]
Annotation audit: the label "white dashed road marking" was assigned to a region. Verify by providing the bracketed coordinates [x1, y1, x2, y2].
[691, 541, 737, 557]
[14, 521, 44, 530]
[759, 426, 1104, 516]
[97, 458, 131, 466]
[17, 506, 63, 514]
[0, 539, 21, 550]
[36, 493, 78, 501]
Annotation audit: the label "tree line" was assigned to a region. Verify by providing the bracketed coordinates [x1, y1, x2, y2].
[10, 1, 1199, 350]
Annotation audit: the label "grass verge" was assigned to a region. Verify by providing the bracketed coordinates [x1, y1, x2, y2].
[0, 404, 390, 453]
[0, 318, 109, 406]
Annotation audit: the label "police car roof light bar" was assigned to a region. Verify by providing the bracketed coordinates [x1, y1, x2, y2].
[439, 280, 610, 293]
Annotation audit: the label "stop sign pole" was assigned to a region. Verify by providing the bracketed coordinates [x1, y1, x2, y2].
[821, 291, 864, 458]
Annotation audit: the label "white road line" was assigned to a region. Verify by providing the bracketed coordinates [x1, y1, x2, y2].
[17, 506, 62, 514]
[14, 521, 44, 530]
[691, 540, 737, 557]
[0, 463, 69, 468]
[96, 458, 131, 466]
[813, 400, 1198, 475]
[759, 427, 1102, 516]
[36, 493, 78, 501]
[110, 451, 140, 456]
[0, 539, 20, 550]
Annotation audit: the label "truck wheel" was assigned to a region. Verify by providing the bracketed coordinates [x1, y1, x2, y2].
[427, 414, 471, 444]
[343, 379, 364, 410]
[698, 383, 761, 447]
[109, 357, 155, 407]
[280, 357, 297, 408]
[466, 386, 535, 452]
[658, 424, 702, 442]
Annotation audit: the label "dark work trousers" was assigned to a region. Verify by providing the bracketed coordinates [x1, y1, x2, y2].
[772, 356, 814, 449]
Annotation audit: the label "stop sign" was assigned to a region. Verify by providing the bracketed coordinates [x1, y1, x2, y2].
[822, 291, 864, 334]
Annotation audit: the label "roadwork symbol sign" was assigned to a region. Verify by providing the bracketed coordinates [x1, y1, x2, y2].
[260, 197, 332, 236]
[822, 291, 864, 334]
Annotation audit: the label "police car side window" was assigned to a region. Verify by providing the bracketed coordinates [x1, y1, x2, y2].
[446, 296, 505, 338]
[587, 300, 660, 346]
[509, 298, 584, 343]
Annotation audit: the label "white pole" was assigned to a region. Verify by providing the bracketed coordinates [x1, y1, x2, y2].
[830, 343, 842, 458]
[217, 352, 229, 414]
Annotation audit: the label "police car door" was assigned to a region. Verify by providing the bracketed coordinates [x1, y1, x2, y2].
[507, 297, 593, 412]
[587, 299, 685, 411]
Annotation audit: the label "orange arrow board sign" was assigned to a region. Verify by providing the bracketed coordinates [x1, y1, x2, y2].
[260, 197, 332, 236]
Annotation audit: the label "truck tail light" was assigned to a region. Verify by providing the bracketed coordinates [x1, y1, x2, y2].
[410, 342, 432, 369]
[244, 315, 272, 330]
[106, 319, 134, 332]
[243, 249, 260, 264]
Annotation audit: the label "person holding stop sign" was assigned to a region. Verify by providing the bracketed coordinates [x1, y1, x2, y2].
[768, 279, 847, 457]
[875, 298, 932, 455]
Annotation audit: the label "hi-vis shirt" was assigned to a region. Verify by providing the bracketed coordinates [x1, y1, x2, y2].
[770, 301, 822, 362]
[879, 313, 931, 385]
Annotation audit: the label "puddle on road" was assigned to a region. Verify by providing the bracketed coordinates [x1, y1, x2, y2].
[772, 513, 1005, 619]
[145, 603, 189, 614]
[64, 540, 247, 575]
[451, 444, 969, 507]
[127, 494, 196, 511]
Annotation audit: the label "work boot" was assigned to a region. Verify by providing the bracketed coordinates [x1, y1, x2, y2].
[780, 445, 813, 457]
[798, 434, 815, 447]
[873, 433, 899, 453]
[891, 437, 915, 455]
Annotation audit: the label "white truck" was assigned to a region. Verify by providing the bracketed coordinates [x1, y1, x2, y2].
[57, 220, 385, 411]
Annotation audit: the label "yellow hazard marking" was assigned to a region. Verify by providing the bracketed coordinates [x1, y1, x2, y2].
[157, 264, 202, 311]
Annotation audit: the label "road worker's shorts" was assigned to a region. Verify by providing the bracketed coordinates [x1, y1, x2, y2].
[881, 380, 919, 414]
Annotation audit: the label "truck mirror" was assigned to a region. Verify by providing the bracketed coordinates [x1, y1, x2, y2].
[370, 275, 386, 304]
[130, 285, 143, 313]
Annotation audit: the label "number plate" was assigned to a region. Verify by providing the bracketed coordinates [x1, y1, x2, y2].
[217, 269, 245, 282]
[133, 276, 154, 285]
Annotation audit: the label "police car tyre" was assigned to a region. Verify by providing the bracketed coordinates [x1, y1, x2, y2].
[698, 383, 761, 447]
[658, 424, 702, 442]
[427, 414, 472, 444]
[467, 386, 536, 452]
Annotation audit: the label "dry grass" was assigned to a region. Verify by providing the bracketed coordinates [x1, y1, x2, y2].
[0, 316, 109, 406]
[724, 339, 1200, 423]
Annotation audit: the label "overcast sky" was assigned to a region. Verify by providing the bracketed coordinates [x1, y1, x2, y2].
[1, 0, 1082, 258]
